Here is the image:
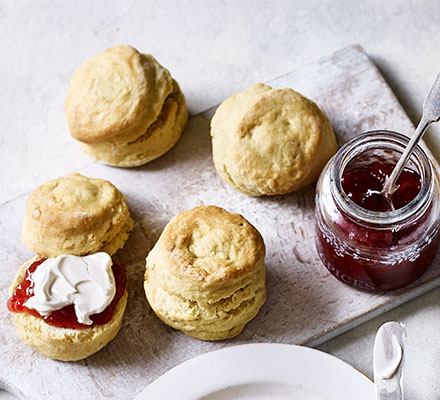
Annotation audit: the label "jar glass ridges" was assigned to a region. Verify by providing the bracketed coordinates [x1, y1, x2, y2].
[315, 131, 440, 291]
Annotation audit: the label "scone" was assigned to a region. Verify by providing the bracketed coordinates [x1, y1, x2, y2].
[21, 173, 134, 257]
[144, 205, 266, 341]
[65, 45, 188, 167]
[8, 254, 127, 361]
[210, 83, 338, 196]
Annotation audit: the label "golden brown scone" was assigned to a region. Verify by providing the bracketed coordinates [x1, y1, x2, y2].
[65, 45, 188, 167]
[144, 205, 266, 341]
[9, 257, 128, 361]
[210, 83, 338, 196]
[21, 173, 133, 257]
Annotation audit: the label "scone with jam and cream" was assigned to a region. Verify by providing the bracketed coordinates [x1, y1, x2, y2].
[7, 253, 127, 361]
[8, 174, 132, 361]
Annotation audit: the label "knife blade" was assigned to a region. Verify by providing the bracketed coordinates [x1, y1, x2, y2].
[373, 321, 406, 400]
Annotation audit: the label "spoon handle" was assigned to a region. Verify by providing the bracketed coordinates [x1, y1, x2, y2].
[423, 70, 440, 122]
[382, 70, 440, 196]
[382, 117, 431, 196]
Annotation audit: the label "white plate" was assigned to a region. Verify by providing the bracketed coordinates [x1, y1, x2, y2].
[136, 343, 374, 400]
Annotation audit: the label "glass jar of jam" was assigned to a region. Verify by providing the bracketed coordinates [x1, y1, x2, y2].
[315, 130, 440, 291]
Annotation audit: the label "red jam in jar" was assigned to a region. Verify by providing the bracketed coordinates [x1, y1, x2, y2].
[315, 131, 440, 291]
[7, 258, 126, 329]
[342, 161, 421, 212]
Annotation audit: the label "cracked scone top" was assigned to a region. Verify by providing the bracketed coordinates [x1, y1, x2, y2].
[21, 173, 133, 257]
[144, 205, 266, 341]
[210, 83, 338, 196]
[65, 45, 188, 167]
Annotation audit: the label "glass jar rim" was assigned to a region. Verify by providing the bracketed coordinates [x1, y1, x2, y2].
[330, 130, 434, 226]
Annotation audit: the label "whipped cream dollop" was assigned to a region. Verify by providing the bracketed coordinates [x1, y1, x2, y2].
[24, 252, 116, 325]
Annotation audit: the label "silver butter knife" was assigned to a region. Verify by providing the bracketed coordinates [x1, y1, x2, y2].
[374, 321, 406, 400]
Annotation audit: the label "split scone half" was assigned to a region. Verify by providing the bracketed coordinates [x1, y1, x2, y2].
[8, 256, 128, 361]
[144, 205, 266, 341]
[21, 173, 133, 257]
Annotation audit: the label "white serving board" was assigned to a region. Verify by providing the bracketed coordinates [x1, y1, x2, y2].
[1, 45, 439, 399]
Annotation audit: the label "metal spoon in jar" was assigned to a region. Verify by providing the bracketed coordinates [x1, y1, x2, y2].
[382, 71, 440, 203]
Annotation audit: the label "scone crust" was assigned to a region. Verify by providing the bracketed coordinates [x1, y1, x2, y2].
[78, 78, 188, 167]
[21, 173, 133, 257]
[211, 83, 338, 196]
[9, 258, 127, 361]
[65, 45, 173, 143]
[145, 205, 266, 340]
[65, 46, 188, 167]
